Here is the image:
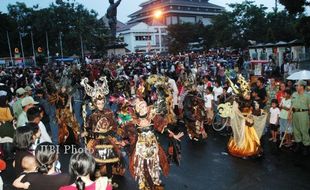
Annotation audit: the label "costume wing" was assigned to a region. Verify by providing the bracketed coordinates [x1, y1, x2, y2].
[253, 111, 267, 139]
[230, 101, 246, 148]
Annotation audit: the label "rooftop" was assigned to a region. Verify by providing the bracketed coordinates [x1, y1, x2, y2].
[129, 0, 224, 17]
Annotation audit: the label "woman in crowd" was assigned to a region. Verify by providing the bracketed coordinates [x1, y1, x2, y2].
[15, 142, 71, 190]
[13, 125, 38, 177]
[59, 152, 112, 190]
[0, 92, 15, 160]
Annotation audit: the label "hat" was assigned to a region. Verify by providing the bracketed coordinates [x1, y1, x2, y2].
[0, 90, 7, 97]
[295, 80, 307, 87]
[25, 86, 32, 91]
[21, 96, 39, 107]
[16, 88, 26, 95]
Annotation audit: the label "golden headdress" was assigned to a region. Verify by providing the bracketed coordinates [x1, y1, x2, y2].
[226, 74, 250, 98]
[80, 76, 109, 101]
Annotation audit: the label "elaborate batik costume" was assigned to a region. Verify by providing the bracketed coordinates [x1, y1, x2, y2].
[183, 90, 207, 141]
[126, 99, 183, 190]
[147, 75, 181, 165]
[218, 75, 267, 158]
[56, 87, 79, 145]
[81, 76, 125, 179]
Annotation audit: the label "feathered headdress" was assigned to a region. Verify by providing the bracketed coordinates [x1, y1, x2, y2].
[80, 76, 109, 101]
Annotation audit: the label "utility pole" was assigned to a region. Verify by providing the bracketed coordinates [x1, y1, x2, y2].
[80, 34, 84, 61]
[46, 32, 50, 63]
[19, 32, 25, 63]
[6, 31, 13, 67]
[59, 32, 64, 62]
[31, 31, 37, 66]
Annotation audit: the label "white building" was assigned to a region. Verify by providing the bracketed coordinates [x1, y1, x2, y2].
[116, 22, 168, 53]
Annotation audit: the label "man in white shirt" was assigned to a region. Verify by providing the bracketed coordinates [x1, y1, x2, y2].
[213, 80, 223, 103]
[26, 106, 52, 143]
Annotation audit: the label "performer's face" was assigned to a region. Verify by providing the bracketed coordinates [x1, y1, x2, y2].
[96, 98, 105, 111]
[137, 101, 148, 116]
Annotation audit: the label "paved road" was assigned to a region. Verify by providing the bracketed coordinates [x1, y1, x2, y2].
[2, 125, 310, 190]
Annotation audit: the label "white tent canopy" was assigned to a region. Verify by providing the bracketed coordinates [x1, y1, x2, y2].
[287, 70, 310, 80]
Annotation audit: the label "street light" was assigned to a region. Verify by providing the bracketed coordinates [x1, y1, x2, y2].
[154, 10, 162, 19]
[153, 10, 163, 53]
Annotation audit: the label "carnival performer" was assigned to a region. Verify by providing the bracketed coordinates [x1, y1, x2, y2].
[56, 86, 79, 145]
[126, 98, 183, 190]
[218, 75, 267, 158]
[147, 75, 181, 165]
[183, 85, 207, 141]
[81, 76, 125, 181]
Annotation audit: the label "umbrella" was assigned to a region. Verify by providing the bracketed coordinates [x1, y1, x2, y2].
[287, 70, 310, 80]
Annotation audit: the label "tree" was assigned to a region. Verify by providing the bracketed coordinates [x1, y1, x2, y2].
[265, 11, 300, 42]
[167, 23, 206, 54]
[280, 0, 310, 45]
[296, 17, 310, 45]
[0, 12, 18, 57]
[2, 0, 109, 59]
[279, 0, 310, 15]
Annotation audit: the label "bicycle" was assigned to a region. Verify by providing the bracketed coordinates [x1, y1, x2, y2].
[212, 109, 229, 132]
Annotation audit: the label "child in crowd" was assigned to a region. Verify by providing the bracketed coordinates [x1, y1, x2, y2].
[279, 89, 293, 147]
[12, 155, 37, 189]
[204, 87, 214, 125]
[269, 99, 281, 142]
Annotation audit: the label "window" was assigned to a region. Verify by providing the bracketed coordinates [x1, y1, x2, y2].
[160, 28, 167, 33]
[179, 17, 195, 24]
[135, 36, 152, 41]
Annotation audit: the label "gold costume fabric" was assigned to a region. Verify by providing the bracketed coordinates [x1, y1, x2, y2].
[228, 126, 261, 158]
[224, 101, 267, 158]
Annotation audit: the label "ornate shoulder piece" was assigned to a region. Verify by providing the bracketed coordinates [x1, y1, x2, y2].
[217, 102, 233, 118]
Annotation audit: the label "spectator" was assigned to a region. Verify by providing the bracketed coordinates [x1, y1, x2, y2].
[59, 152, 112, 190]
[18, 142, 71, 190]
[279, 89, 292, 147]
[213, 80, 223, 104]
[13, 155, 37, 189]
[290, 80, 310, 155]
[17, 97, 38, 127]
[276, 82, 286, 105]
[0, 92, 15, 160]
[13, 88, 26, 118]
[13, 125, 38, 177]
[25, 86, 33, 97]
[256, 77, 268, 109]
[266, 78, 278, 108]
[33, 89, 51, 134]
[204, 87, 214, 125]
[27, 107, 52, 144]
[269, 99, 280, 143]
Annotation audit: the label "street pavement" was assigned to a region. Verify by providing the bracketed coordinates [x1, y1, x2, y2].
[2, 125, 310, 190]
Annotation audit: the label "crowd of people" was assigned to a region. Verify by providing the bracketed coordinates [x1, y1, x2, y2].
[0, 52, 309, 190]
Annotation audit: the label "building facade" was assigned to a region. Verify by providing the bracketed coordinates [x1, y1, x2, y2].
[128, 0, 224, 25]
[117, 22, 168, 53]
